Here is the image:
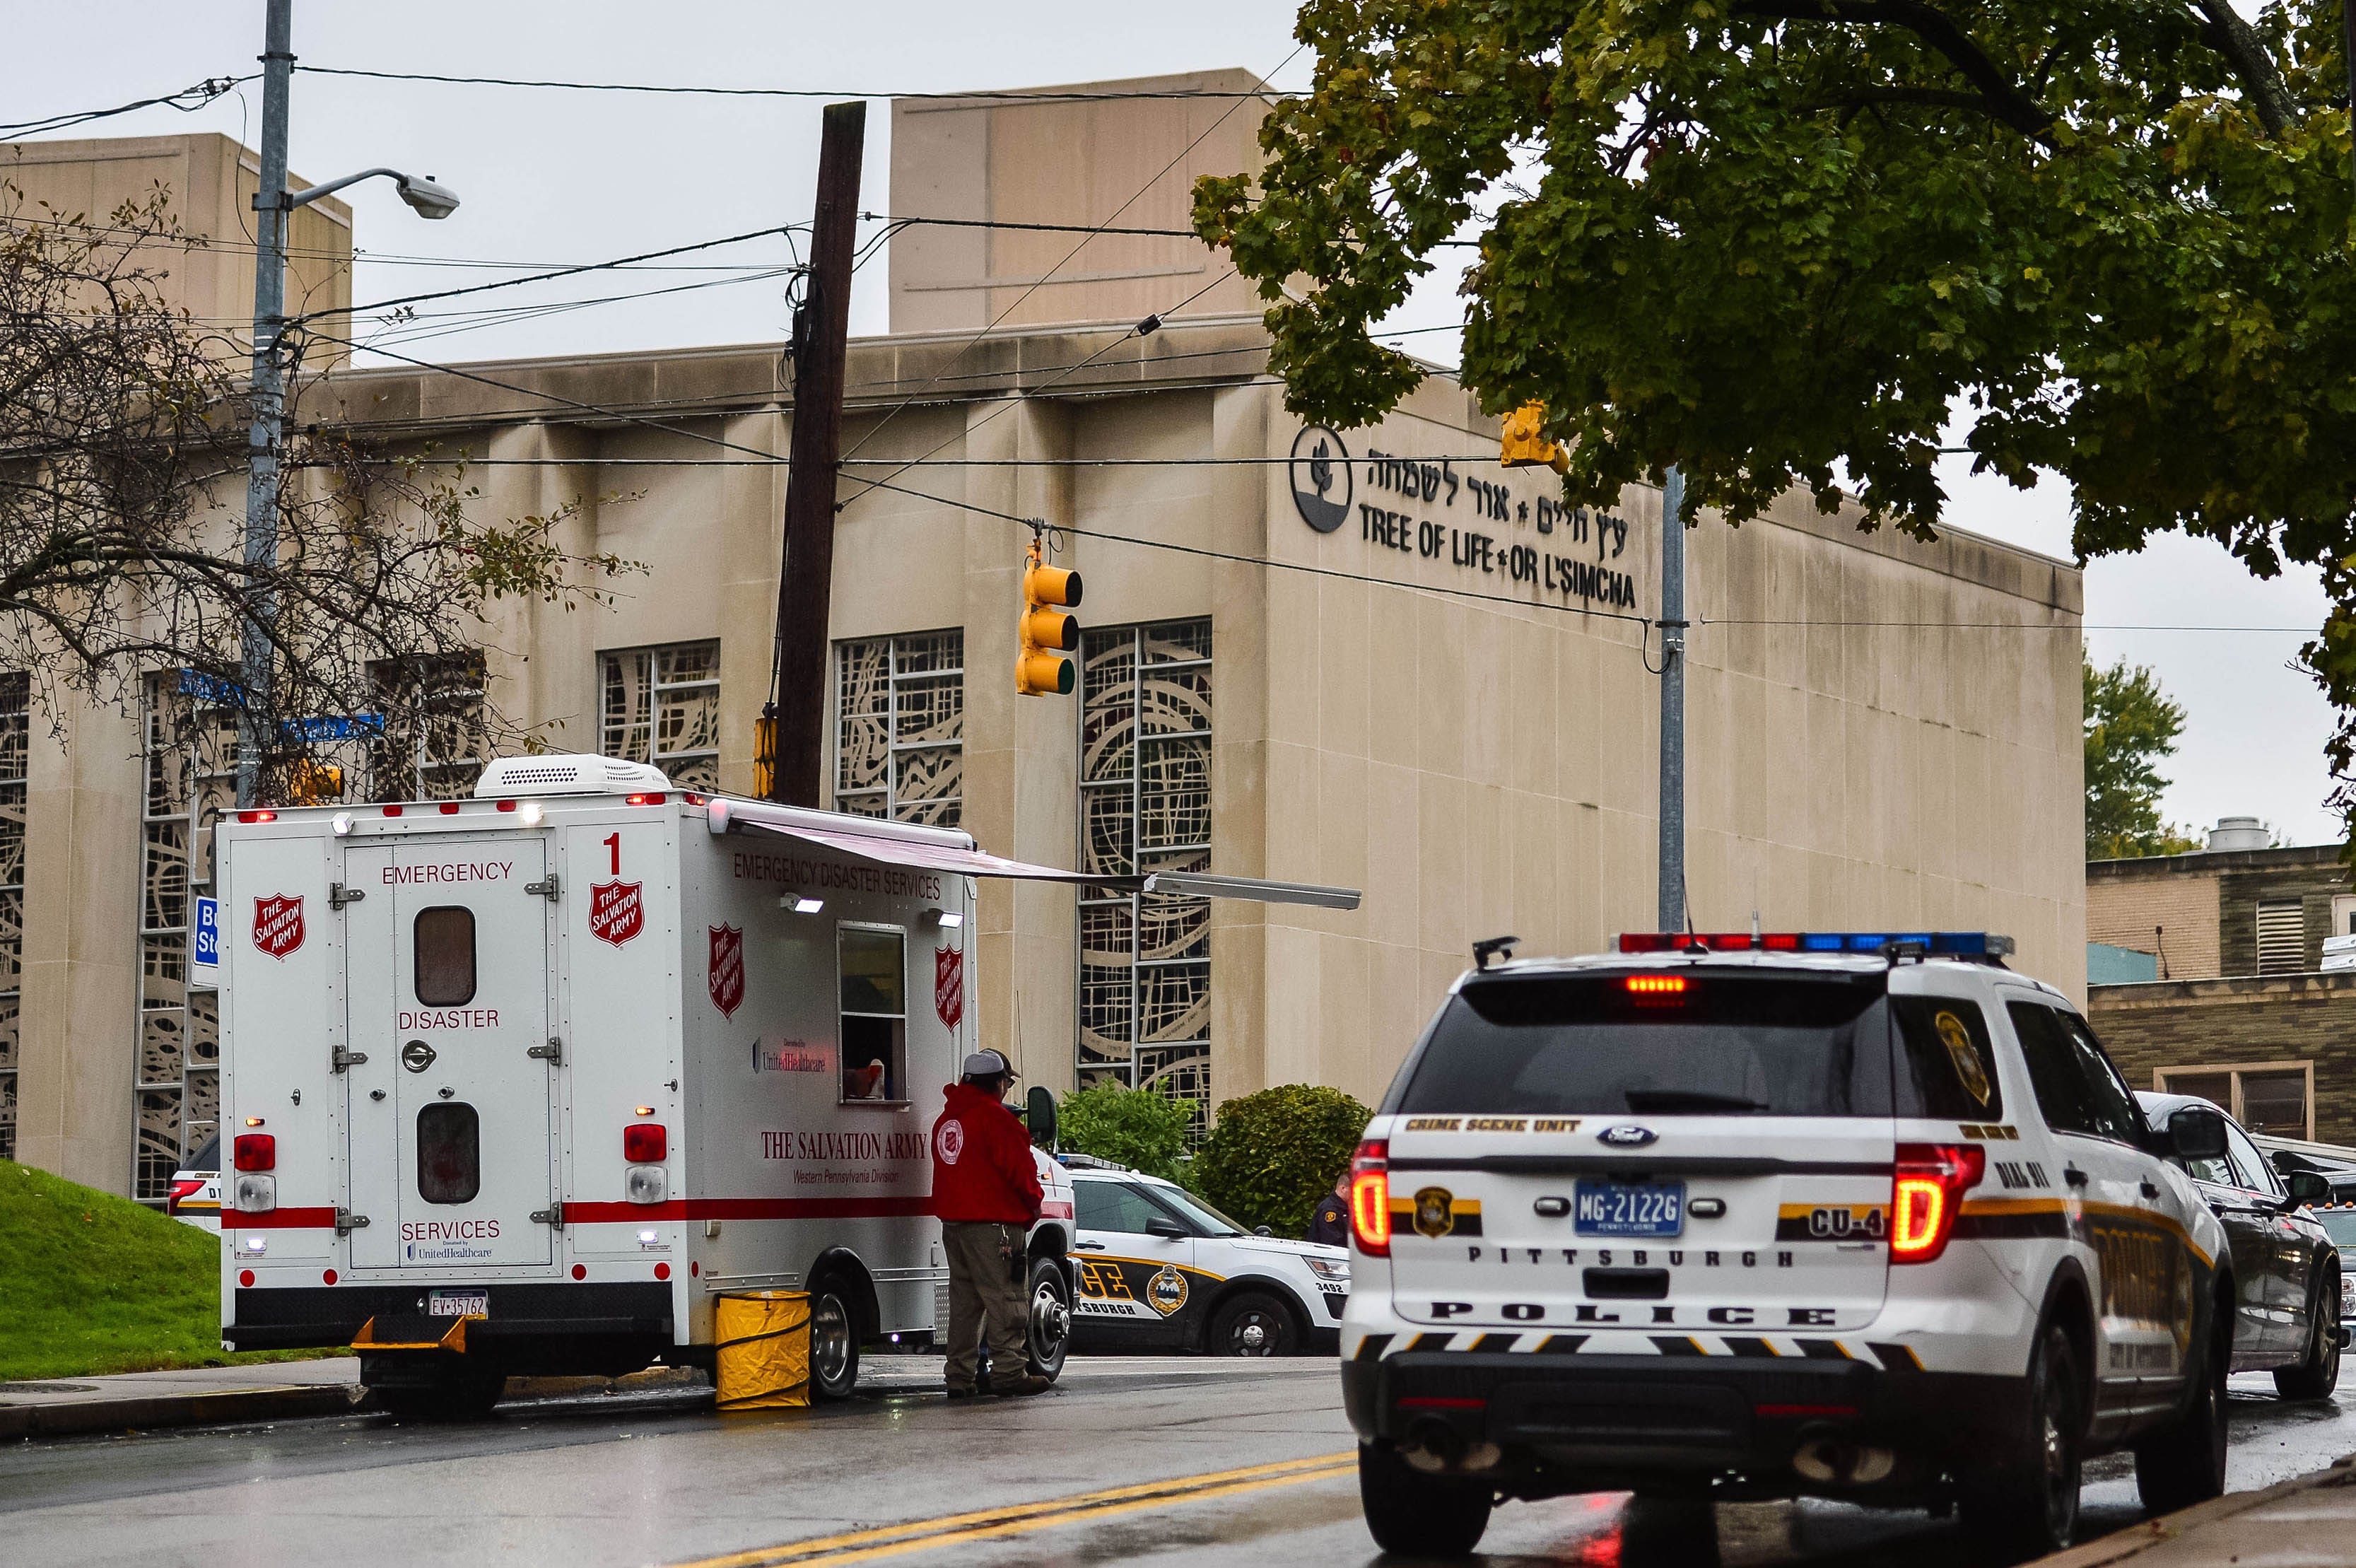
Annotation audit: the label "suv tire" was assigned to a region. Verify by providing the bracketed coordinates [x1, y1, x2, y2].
[1357, 1441, 1491, 1556]
[2275, 1263, 2343, 1400]
[1208, 1291, 1299, 1357]
[2135, 1303, 2229, 1511]
[1961, 1322, 2081, 1559]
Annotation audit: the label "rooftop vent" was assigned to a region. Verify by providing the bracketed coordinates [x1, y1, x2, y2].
[2207, 816, 2270, 853]
[472, 754, 673, 799]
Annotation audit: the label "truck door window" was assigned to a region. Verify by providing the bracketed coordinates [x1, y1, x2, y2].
[416, 1102, 480, 1204]
[838, 926, 906, 1103]
[414, 906, 477, 1006]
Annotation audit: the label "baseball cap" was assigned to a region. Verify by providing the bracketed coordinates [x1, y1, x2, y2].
[961, 1049, 1016, 1080]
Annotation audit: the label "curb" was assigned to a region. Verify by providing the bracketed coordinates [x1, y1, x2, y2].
[2031, 1456, 2356, 1568]
[0, 1383, 365, 1441]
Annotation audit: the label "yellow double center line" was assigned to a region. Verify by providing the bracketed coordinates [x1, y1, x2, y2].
[667, 1451, 1356, 1567]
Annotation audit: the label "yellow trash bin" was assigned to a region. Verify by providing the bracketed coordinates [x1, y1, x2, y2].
[715, 1290, 811, 1410]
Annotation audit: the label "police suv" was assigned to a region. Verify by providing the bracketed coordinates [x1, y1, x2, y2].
[1340, 932, 2237, 1560]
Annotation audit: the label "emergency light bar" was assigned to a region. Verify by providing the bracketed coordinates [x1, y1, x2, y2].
[1617, 931, 2015, 959]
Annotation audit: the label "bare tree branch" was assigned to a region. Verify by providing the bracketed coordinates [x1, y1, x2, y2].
[1735, 0, 2058, 144]
[2190, 0, 2299, 136]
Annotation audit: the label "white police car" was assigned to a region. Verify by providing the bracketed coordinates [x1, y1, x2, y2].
[1340, 931, 2235, 1560]
[1065, 1162, 1349, 1355]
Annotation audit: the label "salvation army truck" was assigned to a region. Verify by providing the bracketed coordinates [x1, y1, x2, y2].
[214, 754, 1352, 1416]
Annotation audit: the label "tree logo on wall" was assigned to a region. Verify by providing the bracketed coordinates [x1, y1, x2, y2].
[1289, 423, 1352, 534]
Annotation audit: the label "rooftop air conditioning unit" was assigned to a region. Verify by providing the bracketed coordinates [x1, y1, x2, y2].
[471, 753, 674, 799]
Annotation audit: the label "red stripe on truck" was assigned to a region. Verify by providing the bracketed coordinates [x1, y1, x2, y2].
[218, 1207, 340, 1229]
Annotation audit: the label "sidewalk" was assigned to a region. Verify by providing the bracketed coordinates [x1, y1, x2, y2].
[0, 1357, 365, 1439]
[2039, 1456, 2356, 1567]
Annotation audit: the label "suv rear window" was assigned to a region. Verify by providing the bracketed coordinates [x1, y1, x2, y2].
[1392, 975, 2002, 1119]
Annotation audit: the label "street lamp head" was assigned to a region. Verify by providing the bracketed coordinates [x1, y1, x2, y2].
[394, 175, 460, 221]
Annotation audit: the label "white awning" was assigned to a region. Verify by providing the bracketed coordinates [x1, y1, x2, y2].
[708, 797, 1359, 910]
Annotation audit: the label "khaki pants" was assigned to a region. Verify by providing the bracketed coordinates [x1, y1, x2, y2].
[942, 1219, 1028, 1388]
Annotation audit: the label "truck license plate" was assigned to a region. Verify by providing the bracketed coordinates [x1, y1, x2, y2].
[1573, 1179, 1685, 1238]
[428, 1291, 489, 1318]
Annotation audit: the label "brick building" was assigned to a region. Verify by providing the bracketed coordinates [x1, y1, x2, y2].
[2087, 831, 2356, 1141]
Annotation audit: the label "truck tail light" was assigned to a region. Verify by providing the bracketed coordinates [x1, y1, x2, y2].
[234, 1133, 277, 1171]
[166, 1178, 204, 1214]
[1891, 1142, 1984, 1263]
[1349, 1138, 1391, 1258]
[623, 1123, 667, 1163]
[233, 1173, 276, 1212]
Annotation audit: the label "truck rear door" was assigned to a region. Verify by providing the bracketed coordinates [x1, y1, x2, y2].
[345, 836, 556, 1272]
[1383, 969, 1895, 1337]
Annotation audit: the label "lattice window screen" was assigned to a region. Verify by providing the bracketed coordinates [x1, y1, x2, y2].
[601, 642, 721, 793]
[1077, 621, 1212, 1135]
[832, 631, 963, 827]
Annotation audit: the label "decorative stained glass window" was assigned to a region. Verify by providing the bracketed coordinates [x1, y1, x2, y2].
[1077, 621, 1212, 1134]
[833, 631, 963, 827]
[0, 671, 21, 1161]
[600, 642, 720, 793]
[134, 672, 235, 1198]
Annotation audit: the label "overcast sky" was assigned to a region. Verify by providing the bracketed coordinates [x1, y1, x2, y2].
[8, 2, 2336, 845]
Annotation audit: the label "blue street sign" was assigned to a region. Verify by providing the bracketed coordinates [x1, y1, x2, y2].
[192, 895, 220, 970]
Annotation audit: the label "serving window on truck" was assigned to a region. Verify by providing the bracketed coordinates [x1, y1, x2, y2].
[838, 925, 906, 1104]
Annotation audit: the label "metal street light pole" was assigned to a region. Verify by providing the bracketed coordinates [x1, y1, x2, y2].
[1658, 466, 1687, 932]
[233, 2, 459, 808]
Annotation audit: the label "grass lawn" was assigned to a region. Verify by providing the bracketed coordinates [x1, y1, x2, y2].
[0, 1160, 343, 1382]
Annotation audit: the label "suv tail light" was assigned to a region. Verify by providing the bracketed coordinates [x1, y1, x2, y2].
[623, 1122, 667, 1164]
[233, 1133, 277, 1171]
[1349, 1138, 1391, 1258]
[166, 1177, 204, 1214]
[1891, 1142, 1985, 1263]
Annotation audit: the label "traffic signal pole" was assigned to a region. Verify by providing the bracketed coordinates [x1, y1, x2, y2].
[766, 100, 866, 805]
[234, 0, 294, 809]
[1657, 466, 1687, 932]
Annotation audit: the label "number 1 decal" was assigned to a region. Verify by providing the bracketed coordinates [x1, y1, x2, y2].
[604, 831, 621, 874]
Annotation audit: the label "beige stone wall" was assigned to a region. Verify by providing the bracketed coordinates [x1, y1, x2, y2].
[2088, 866, 2221, 980]
[887, 71, 1267, 336]
[1, 134, 353, 362]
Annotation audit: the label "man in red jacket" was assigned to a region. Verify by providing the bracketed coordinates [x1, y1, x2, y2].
[932, 1048, 1049, 1398]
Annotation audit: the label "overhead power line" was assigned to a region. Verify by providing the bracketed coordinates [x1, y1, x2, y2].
[0, 74, 251, 139]
[295, 65, 1294, 102]
[866, 211, 1483, 250]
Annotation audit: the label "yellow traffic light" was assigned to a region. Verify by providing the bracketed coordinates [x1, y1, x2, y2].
[1501, 401, 1570, 474]
[1016, 540, 1083, 696]
[287, 759, 343, 805]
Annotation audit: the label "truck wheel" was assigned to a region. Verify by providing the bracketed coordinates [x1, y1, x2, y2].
[1960, 1322, 2080, 1559]
[1356, 1441, 1491, 1556]
[807, 1280, 861, 1402]
[2275, 1264, 2343, 1400]
[1025, 1258, 1071, 1381]
[1208, 1291, 1298, 1357]
[2136, 1305, 2230, 1511]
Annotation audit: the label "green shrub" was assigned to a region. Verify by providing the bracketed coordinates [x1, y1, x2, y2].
[1055, 1081, 1192, 1181]
[1192, 1084, 1369, 1238]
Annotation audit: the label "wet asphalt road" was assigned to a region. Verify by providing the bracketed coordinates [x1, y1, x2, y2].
[1, 1358, 2348, 1568]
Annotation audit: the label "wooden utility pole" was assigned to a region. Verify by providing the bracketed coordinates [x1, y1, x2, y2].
[766, 100, 866, 805]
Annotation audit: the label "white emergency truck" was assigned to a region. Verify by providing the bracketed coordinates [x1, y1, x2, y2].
[1341, 930, 2237, 1561]
[216, 754, 1353, 1416]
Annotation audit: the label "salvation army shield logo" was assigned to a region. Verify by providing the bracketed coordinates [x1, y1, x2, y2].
[252, 894, 305, 959]
[934, 944, 966, 1031]
[588, 880, 644, 947]
[708, 925, 744, 1018]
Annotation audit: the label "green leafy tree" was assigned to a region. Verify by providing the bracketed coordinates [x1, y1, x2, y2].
[1055, 1082, 1193, 1182]
[1195, 0, 2356, 826]
[2085, 655, 2200, 859]
[1192, 1084, 1370, 1238]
